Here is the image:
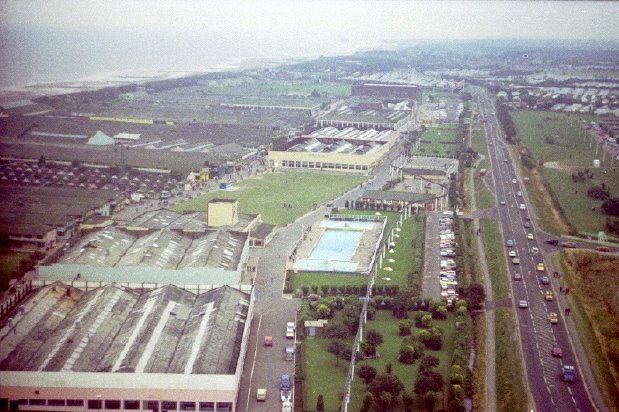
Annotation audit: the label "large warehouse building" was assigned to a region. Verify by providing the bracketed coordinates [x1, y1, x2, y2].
[267, 127, 399, 174]
[0, 282, 254, 411]
[351, 83, 418, 99]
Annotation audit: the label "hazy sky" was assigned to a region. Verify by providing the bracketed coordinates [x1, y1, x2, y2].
[2, 0, 618, 42]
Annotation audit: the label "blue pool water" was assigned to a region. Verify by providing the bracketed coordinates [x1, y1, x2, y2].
[309, 229, 363, 261]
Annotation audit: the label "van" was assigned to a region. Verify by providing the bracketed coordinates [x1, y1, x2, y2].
[285, 346, 295, 361]
[280, 374, 291, 390]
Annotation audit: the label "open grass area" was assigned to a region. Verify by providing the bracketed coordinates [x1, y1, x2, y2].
[0, 251, 31, 292]
[303, 338, 351, 412]
[495, 308, 528, 412]
[348, 311, 458, 411]
[511, 110, 619, 234]
[291, 210, 424, 290]
[557, 250, 619, 410]
[418, 125, 459, 157]
[172, 171, 366, 225]
[479, 219, 509, 300]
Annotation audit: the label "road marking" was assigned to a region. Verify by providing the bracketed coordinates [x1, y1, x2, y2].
[245, 314, 262, 412]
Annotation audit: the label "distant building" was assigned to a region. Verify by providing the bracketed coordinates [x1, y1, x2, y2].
[0, 282, 254, 412]
[352, 83, 418, 100]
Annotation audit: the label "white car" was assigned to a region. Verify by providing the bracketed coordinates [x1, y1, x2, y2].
[512, 179, 517, 184]
[286, 321, 295, 339]
[500, 200, 506, 205]
[508, 251, 517, 257]
[519, 204, 526, 210]
[516, 191, 522, 197]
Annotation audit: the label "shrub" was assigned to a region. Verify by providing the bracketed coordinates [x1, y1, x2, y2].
[398, 319, 413, 336]
[419, 354, 440, 372]
[361, 342, 377, 358]
[301, 286, 309, 296]
[358, 365, 377, 384]
[414, 369, 444, 395]
[316, 394, 324, 412]
[366, 330, 384, 346]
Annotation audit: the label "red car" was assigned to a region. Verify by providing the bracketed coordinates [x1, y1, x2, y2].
[551, 347, 563, 358]
[264, 336, 273, 346]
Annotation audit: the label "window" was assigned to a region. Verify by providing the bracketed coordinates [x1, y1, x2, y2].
[215, 402, 232, 412]
[48, 399, 66, 406]
[143, 400, 159, 411]
[87, 399, 103, 409]
[0, 399, 7, 410]
[124, 400, 140, 410]
[104, 400, 121, 409]
[281, 160, 288, 167]
[199, 402, 215, 411]
[67, 400, 84, 406]
[179, 401, 196, 411]
[161, 401, 178, 410]
[29, 399, 46, 405]
[295, 161, 301, 168]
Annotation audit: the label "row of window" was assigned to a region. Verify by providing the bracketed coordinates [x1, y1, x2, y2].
[0, 398, 232, 411]
[279, 160, 369, 171]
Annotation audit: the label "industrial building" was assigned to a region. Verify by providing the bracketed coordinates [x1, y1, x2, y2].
[317, 105, 410, 130]
[0, 282, 253, 412]
[351, 83, 419, 99]
[267, 127, 398, 174]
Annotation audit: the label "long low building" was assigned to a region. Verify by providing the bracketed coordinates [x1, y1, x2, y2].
[267, 127, 398, 174]
[0, 282, 253, 412]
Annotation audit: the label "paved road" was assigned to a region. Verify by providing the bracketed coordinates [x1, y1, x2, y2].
[476, 88, 602, 412]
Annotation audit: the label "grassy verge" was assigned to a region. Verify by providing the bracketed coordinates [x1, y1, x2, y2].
[0, 251, 31, 292]
[172, 171, 366, 225]
[495, 308, 528, 412]
[479, 219, 509, 300]
[303, 338, 351, 412]
[292, 272, 366, 290]
[555, 251, 619, 410]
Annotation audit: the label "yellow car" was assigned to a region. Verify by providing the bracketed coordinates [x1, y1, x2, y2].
[544, 291, 553, 301]
[536, 263, 545, 272]
[548, 312, 558, 324]
[527, 233, 534, 240]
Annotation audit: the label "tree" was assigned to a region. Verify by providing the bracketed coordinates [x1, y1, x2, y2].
[360, 341, 377, 357]
[360, 393, 373, 412]
[419, 354, 440, 372]
[366, 329, 384, 346]
[358, 365, 378, 384]
[423, 391, 439, 411]
[398, 319, 413, 336]
[316, 303, 331, 318]
[316, 394, 324, 412]
[602, 198, 619, 216]
[324, 322, 349, 339]
[402, 391, 414, 412]
[587, 184, 610, 200]
[415, 369, 444, 395]
[328, 340, 346, 365]
[458, 283, 485, 310]
[367, 374, 404, 409]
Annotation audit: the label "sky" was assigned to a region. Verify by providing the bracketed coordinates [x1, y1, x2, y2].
[0, 0, 617, 87]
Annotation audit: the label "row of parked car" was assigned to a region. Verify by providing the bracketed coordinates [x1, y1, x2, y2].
[438, 215, 458, 300]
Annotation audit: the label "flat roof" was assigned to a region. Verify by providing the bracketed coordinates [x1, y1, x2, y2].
[361, 190, 438, 202]
[0, 283, 250, 375]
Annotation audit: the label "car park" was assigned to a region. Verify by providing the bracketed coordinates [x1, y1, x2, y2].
[527, 233, 534, 240]
[544, 291, 554, 301]
[519, 300, 528, 308]
[540, 275, 550, 285]
[551, 347, 563, 358]
[536, 263, 545, 272]
[548, 312, 558, 324]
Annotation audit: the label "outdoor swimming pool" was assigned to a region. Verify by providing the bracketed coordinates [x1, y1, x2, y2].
[309, 229, 362, 261]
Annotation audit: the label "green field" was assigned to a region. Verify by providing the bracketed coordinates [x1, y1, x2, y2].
[348, 311, 458, 411]
[511, 111, 619, 234]
[495, 308, 528, 412]
[418, 125, 459, 157]
[0, 252, 31, 292]
[172, 171, 366, 225]
[479, 219, 509, 300]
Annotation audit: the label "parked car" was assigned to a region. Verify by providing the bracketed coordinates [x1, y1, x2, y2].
[285, 345, 295, 361]
[280, 374, 291, 390]
[256, 388, 267, 401]
[519, 300, 528, 308]
[264, 336, 273, 346]
[286, 322, 295, 339]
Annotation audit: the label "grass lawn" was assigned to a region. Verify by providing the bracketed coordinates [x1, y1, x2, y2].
[495, 308, 528, 412]
[418, 125, 459, 157]
[292, 210, 425, 290]
[349, 311, 458, 411]
[556, 251, 619, 410]
[303, 338, 351, 412]
[0, 251, 31, 292]
[511, 110, 619, 234]
[479, 219, 509, 300]
[172, 171, 366, 225]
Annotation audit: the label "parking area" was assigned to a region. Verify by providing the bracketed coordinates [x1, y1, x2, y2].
[422, 211, 460, 301]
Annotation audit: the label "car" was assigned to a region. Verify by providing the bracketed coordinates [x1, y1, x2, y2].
[540, 275, 550, 285]
[516, 190, 522, 196]
[519, 204, 526, 210]
[544, 291, 554, 301]
[562, 365, 576, 383]
[551, 347, 563, 358]
[503, 158, 508, 162]
[281, 389, 292, 403]
[562, 242, 577, 248]
[531, 247, 539, 254]
[513, 273, 522, 281]
[256, 388, 267, 401]
[536, 263, 545, 272]
[527, 233, 534, 240]
[286, 328, 295, 339]
[546, 239, 560, 245]
[548, 312, 559, 324]
[518, 300, 528, 308]
[506, 239, 514, 247]
[512, 179, 517, 184]
[264, 336, 273, 346]
[512, 257, 520, 265]
[508, 250, 517, 257]
[524, 221, 531, 228]
[500, 200, 506, 205]
[280, 374, 291, 390]
[595, 246, 610, 252]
